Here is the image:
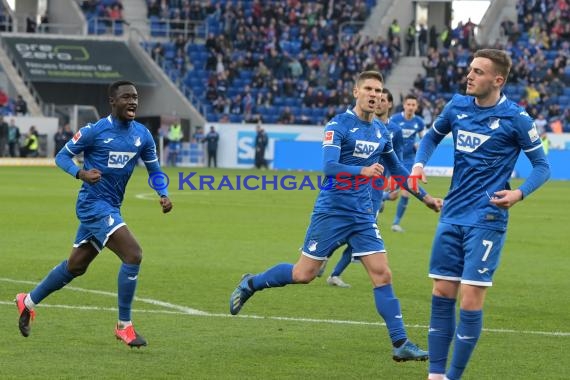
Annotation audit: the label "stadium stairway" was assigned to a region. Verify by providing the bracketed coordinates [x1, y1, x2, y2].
[384, 56, 425, 102]
[121, 0, 150, 37]
[0, 42, 42, 116]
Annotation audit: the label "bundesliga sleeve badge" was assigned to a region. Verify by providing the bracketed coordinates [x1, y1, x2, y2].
[323, 131, 334, 145]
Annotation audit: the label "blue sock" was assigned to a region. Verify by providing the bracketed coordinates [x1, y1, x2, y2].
[29, 260, 76, 304]
[117, 263, 140, 321]
[393, 196, 409, 225]
[428, 295, 457, 375]
[447, 309, 483, 380]
[251, 263, 294, 290]
[331, 249, 352, 277]
[373, 284, 407, 345]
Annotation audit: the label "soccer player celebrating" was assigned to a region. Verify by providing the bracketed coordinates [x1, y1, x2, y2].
[390, 94, 426, 232]
[324, 87, 403, 288]
[15, 81, 173, 348]
[230, 71, 442, 361]
[411, 49, 550, 379]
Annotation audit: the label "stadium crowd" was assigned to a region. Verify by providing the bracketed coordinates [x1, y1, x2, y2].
[80, 0, 569, 131]
[412, 0, 570, 132]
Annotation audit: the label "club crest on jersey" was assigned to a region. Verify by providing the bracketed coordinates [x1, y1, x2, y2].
[456, 130, 490, 153]
[488, 118, 500, 130]
[323, 131, 334, 145]
[72, 131, 82, 144]
[353, 140, 379, 158]
[376, 129, 382, 139]
[108, 151, 136, 168]
[134, 136, 142, 147]
[308, 240, 318, 252]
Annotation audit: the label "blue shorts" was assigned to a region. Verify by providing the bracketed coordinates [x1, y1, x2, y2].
[74, 212, 126, 252]
[302, 213, 385, 260]
[429, 222, 506, 287]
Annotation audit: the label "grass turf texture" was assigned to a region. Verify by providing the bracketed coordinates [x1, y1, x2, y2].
[0, 166, 568, 379]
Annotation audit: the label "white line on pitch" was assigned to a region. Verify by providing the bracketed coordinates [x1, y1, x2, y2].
[2, 277, 569, 338]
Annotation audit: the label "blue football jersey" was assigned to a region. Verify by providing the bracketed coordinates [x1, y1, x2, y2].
[315, 109, 393, 215]
[63, 115, 159, 218]
[391, 112, 425, 160]
[430, 94, 542, 231]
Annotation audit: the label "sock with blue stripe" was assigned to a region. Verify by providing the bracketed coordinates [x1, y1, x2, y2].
[428, 295, 457, 375]
[251, 263, 294, 290]
[118, 263, 140, 322]
[447, 309, 483, 380]
[374, 284, 407, 345]
[29, 260, 76, 304]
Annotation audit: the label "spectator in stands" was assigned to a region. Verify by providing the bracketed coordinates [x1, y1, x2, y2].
[26, 15, 37, 33]
[15, 95, 28, 116]
[20, 125, 39, 157]
[7, 118, 20, 157]
[53, 124, 74, 156]
[405, 21, 416, 56]
[191, 126, 205, 143]
[278, 106, 295, 124]
[0, 115, 8, 156]
[0, 87, 8, 107]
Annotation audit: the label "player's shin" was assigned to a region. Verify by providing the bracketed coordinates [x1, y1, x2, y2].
[447, 309, 483, 379]
[428, 295, 457, 375]
[250, 263, 294, 290]
[29, 260, 76, 305]
[118, 263, 140, 322]
[373, 284, 407, 345]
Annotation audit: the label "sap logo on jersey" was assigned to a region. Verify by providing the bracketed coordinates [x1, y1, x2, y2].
[353, 140, 379, 158]
[108, 151, 136, 168]
[456, 130, 490, 153]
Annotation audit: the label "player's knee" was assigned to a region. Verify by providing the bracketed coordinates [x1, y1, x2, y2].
[371, 267, 392, 286]
[124, 247, 143, 265]
[67, 262, 88, 277]
[292, 268, 317, 284]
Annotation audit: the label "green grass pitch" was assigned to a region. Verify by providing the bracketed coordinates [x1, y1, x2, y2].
[0, 166, 568, 379]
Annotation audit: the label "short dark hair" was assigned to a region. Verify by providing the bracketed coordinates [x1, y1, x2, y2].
[356, 71, 384, 87]
[108, 80, 136, 98]
[381, 88, 393, 103]
[473, 49, 512, 79]
[404, 94, 418, 102]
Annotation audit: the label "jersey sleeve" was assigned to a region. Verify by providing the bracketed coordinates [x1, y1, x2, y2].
[514, 112, 542, 153]
[322, 117, 362, 176]
[65, 124, 95, 156]
[140, 127, 159, 164]
[393, 127, 404, 161]
[55, 124, 94, 178]
[322, 118, 344, 149]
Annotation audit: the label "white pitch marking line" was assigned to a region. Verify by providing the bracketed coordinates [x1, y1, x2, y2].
[2, 278, 569, 337]
[0, 277, 208, 315]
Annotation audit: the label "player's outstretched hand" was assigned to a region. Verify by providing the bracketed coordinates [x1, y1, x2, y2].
[490, 189, 522, 209]
[160, 196, 173, 213]
[78, 169, 102, 184]
[361, 163, 384, 178]
[422, 194, 443, 212]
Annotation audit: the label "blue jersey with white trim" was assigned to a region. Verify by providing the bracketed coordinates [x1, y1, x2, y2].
[315, 109, 393, 215]
[391, 112, 425, 160]
[63, 115, 159, 218]
[431, 94, 542, 230]
[371, 117, 403, 207]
